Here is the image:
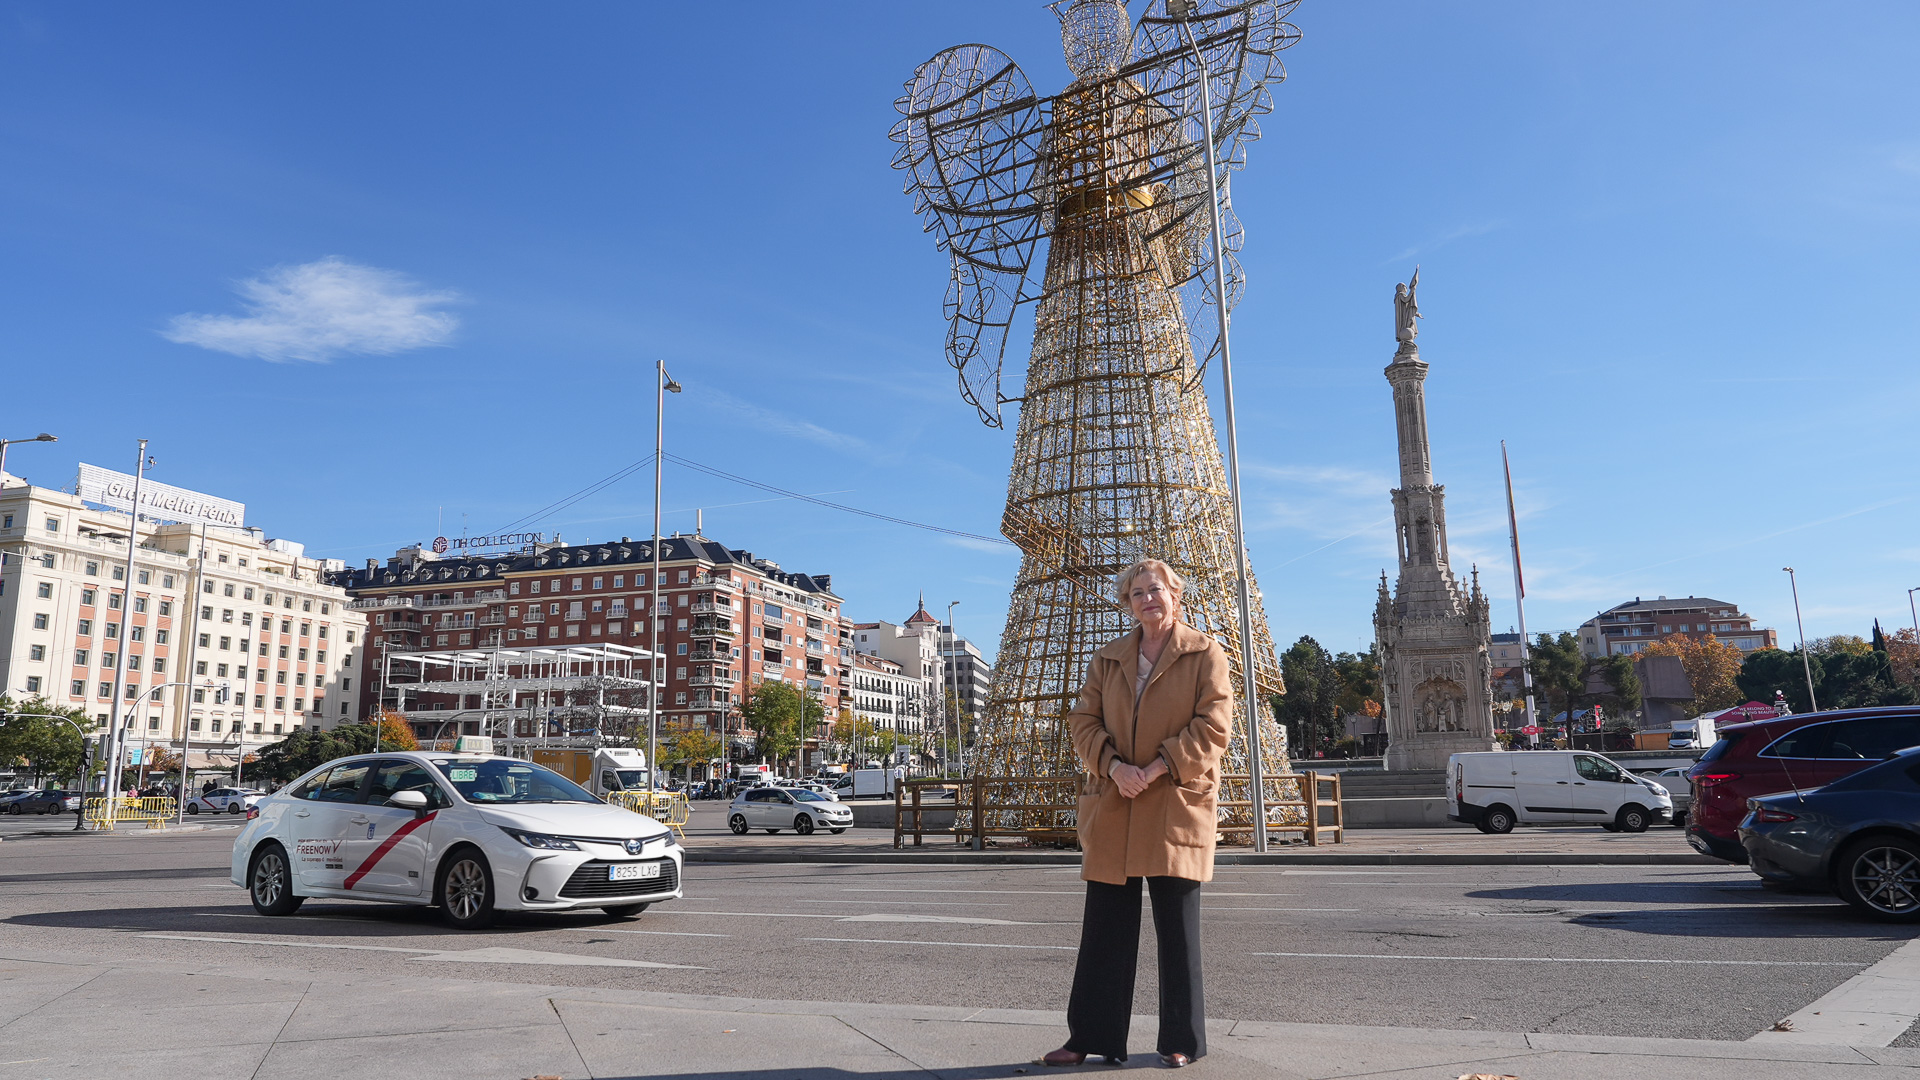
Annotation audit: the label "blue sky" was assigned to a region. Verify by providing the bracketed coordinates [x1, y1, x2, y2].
[3, 2, 1917, 662]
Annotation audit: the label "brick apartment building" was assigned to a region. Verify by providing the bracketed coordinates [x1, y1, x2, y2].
[1576, 596, 1777, 659]
[331, 533, 850, 750]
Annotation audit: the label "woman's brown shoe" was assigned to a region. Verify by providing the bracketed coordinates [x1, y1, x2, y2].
[1042, 1048, 1089, 1066]
[1161, 1053, 1192, 1068]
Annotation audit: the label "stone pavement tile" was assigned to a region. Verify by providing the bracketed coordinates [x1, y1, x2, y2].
[1384, 1049, 1911, 1080]
[3, 997, 297, 1057]
[1860, 1046, 1920, 1066]
[274, 974, 566, 1042]
[0, 959, 106, 1027]
[1221, 1024, 1540, 1080]
[1528, 1031, 1879, 1064]
[552, 998, 916, 1078]
[256, 1021, 587, 1080]
[0, 1040, 268, 1079]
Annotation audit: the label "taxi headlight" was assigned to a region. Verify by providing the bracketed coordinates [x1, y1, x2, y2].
[499, 827, 579, 850]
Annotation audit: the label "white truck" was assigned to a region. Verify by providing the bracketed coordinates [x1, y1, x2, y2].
[1668, 714, 1717, 750]
[1448, 750, 1673, 835]
[833, 767, 905, 799]
[528, 747, 650, 798]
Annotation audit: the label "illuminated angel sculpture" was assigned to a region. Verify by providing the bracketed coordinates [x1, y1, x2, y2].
[892, 0, 1302, 826]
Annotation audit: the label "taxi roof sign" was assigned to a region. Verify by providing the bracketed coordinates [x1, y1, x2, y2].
[452, 735, 496, 755]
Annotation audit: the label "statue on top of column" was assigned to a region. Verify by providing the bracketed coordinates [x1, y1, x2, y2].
[1394, 266, 1422, 343]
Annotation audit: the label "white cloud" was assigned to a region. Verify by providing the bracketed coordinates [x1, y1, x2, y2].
[703, 388, 869, 452]
[161, 257, 459, 362]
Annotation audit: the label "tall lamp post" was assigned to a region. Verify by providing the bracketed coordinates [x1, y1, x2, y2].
[0, 432, 57, 485]
[1170, 0, 1269, 850]
[648, 360, 682, 801]
[102, 440, 152, 809]
[1907, 586, 1919, 650]
[1783, 567, 1818, 713]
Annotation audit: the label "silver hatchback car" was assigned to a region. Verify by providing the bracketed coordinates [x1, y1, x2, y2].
[727, 787, 853, 835]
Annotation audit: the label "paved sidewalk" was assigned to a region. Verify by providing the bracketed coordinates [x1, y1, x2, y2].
[0, 945, 1910, 1079]
[677, 804, 1710, 866]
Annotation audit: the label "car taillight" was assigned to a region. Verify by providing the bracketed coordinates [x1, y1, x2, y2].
[1695, 772, 1741, 788]
[245, 806, 259, 821]
[1753, 807, 1797, 823]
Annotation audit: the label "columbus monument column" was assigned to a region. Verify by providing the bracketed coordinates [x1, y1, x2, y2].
[1373, 272, 1497, 770]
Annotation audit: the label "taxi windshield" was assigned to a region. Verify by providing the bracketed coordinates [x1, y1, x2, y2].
[430, 758, 599, 804]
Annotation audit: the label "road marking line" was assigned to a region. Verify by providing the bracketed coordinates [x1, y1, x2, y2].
[594, 929, 731, 938]
[804, 937, 1076, 951]
[1749, 936, 1920, 1046]
[1252, 951, 1864, 967]
[411, 946, 698, 969]
[653, 909, 1047, 925]
[141, 933, 433, 954]
[800, 899, 1013, 907]
[1205, 907, 1361, 912]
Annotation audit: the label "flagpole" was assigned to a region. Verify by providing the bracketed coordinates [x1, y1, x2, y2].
[1502, 442, 1539, 748]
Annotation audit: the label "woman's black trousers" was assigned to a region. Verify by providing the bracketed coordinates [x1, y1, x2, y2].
[1064, 875, 1205, 1061]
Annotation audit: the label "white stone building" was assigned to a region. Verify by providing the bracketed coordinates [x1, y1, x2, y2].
[0, 473, 365, 768]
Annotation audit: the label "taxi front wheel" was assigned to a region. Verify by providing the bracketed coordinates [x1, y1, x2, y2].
[436, 848, 496, 930]
[249, 843, 304, 916]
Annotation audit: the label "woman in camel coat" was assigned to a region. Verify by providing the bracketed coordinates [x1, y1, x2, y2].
[1043, 558, 1233, 1069]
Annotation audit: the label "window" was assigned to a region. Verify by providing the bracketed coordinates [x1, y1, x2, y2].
[153, 657, 165, 674]
[44, 517, 59, 533]
[32, 613, 48, 630]
[104, 622, 119, 639]
[217, 664, 230, 678]
[24, 676, 40, 693]
[1762, 725, 1830, 760]
[219, 636, 231, 650]
[436, 634, 448, 645]
[78, 619, 92, 636]
[318, 625, 328, 639]
[222, 609, 233, 623]
[573, 577, 583, 591]
[763, 649, 782, 664]
[530, 580, 541, 594]
[71, 680, 86, 697]
[675, 692, 687, 705]
[35, 582, 51, 599]
[677, 619, 687, 631]
[637, 573, 647, 587]
[158, 600, 171, 617]
[223, 584, 235, 597]
[254, 695, 264, 708]
[281, 619, 291, 633]
[85, 561, 98, 576]
[189, 715, 201, 729]
[163, 575, 174, 589]
[256, 668, 265, 682]
[243, 587, 254, 601]
[29, 644, 45, 661]
[130, 627, 145, 642]
[299, 622, 310, 637]
[258, 642, 268, 656]
[108, 592, 123, 610]
[613, 575, 624, 588]
[75, 648, 89, 665]
[283, 596, 292, 609]
[197, 633, 210, 648]
[137, 570, 150, 585]
[201, 605, 213, 620]
[346, 630, 355, 643]
[1822, 717, 1920, 760]
[263, 592, 274, 605]
[320, 602, 329, 615]
[194, 661, 207, 675]
[81, 588, 95, 606]
[102, 652, 116, 668]
[98, 683, 112, 698]
[591, 600, 603, 613]
[278, 646, 289, 659]
[127, 655, 141, 671]
[677, 642, 688, 655]
[592, 576, 603, 589]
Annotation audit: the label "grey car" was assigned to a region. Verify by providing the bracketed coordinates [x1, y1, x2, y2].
[9, 790, 79, 815]
[1740, 746, 1920, 921]
[727, 787, 853, 836]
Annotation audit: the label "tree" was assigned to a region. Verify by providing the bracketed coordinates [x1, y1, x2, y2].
[1527, 632, 1585, 729]
[1887, 627, 1920, 689]
[248, 720, 417, 784]
[0, 696, 88, 784]
[659, 723, 723, 778]
[370, 708, 420, 751]
[740, 680, 822, 773]
[1275, 636, 1340, 758]
[1332, 648, 1382, 719]
[1589, 653, 1643, 719]
[1639, 634, 1743, 714]
[1737, 645, 1919, 714]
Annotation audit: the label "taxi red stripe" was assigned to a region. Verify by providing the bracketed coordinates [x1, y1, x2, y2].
[343, 811, 436, 891]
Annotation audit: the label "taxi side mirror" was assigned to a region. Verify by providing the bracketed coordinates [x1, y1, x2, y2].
[389, 790, 428, 816]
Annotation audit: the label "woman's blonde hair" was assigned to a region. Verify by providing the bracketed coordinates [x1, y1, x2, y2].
[1115, 558, 1184, 606]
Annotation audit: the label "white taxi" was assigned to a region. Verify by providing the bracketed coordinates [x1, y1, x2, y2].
[229, 749, 682, 929]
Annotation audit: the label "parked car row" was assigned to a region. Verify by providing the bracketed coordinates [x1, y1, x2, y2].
[0, 789, 80, 815]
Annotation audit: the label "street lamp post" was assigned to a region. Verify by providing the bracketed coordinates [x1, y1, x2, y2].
[1783, 567, 1819, 713]
[0, 433, 57, 486]
[102, 440, 152, 809]
[648, 360, 682, 801]
[945, 601, 959, 777]
[1907, 586, 1919, 651]
[1170, 1, 1270, 851]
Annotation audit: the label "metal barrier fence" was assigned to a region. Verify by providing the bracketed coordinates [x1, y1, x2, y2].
[895, 773, 1344, 849]
[606, 790, 690, 840]
[82, 796, 179, 831]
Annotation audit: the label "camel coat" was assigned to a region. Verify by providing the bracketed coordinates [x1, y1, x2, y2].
[1067, 622, 1234, 884]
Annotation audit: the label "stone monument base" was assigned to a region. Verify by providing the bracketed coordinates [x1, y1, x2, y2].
[1384, 733, 1498, 772]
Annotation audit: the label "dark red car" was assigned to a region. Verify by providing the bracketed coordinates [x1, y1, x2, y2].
[1686, 706, 1920, 862]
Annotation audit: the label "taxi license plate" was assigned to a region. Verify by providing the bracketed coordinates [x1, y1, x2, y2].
[609, 862, 661, 882]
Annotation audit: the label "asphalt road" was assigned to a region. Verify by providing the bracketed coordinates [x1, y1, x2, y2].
[2, 823, 1913, 1046]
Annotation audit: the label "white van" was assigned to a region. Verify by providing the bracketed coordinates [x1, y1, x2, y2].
[1448, 751, 1673, 834]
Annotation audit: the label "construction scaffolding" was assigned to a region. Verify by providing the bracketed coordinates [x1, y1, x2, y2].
[892, 0, 1303, 834]
[382, 642, 660, 752]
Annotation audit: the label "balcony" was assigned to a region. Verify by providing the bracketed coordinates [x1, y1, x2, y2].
[690, 618, 736, 639]
[351, 596, 415, 610]
[416, 591, 506, 609]
[523, 612, 546, 623]
[608, 606, 629, 619]
[690, 671, 737, 688]
[563, 611, 588, 622]
[478, 614, 507, 627]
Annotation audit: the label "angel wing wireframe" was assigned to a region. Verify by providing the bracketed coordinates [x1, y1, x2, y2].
[890, 45, 1049, 428]
[1127, 0, 1301, 383]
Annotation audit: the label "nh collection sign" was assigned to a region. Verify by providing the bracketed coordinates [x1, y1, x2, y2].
[432, 532, 545, 554]
[76, 463, 245, 528]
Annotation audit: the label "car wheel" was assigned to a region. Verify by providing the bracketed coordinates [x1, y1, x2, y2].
[795, 815, 815, 836]
[187, 803, 199, 815]
[1835, 836, 1920, 922]
[39, 804, 52, 815]
[1616, 805, 1651, 833]
[229, 803, 243, 815]
[1482, 805, 1515, 834]
[1672, 812, 1688, 828]
[6, 804, 19, 816]
[248, 843, 304, 916]
[601, 903, 650, 918]
[436, 848, 496, 930]
[728, 814, 748, 835]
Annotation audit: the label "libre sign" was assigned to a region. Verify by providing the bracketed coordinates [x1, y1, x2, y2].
[76, 463, 245, 528]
